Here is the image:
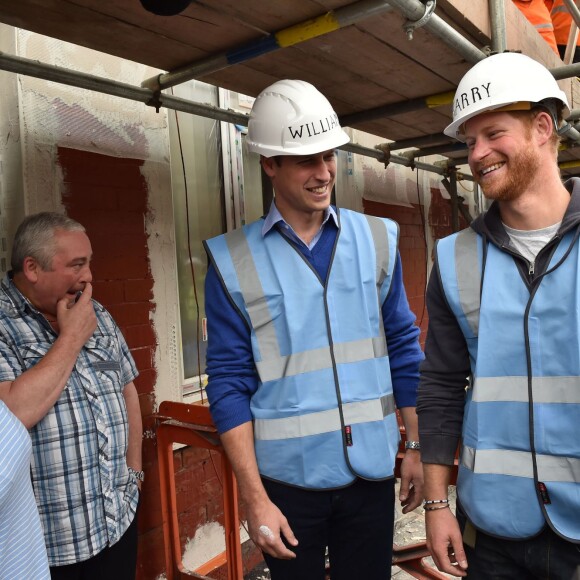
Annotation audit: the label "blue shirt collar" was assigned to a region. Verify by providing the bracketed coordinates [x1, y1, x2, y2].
[261, 202, 338, 248]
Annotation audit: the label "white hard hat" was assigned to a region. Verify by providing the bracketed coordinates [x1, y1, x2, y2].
[444, 52, 570, 141]
[247, 79, 350, 157]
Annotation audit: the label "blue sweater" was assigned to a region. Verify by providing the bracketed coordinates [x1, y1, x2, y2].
[205, 216, 424, 433]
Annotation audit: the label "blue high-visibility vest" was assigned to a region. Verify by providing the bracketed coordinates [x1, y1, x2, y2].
[205, 209, 401, 489]
[437, 227, 580, 541]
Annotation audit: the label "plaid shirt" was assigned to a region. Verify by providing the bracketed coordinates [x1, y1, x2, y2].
[0, 274, 139, 566]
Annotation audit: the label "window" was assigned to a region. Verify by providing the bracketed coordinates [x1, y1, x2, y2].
[170, 83, 266, 397]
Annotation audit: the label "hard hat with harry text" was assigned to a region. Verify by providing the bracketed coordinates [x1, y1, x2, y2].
[444, 52, 570, 141]
[247, 79, 350, 157]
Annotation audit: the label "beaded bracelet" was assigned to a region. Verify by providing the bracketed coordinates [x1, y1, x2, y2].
[423, 499, 449, 505]
[424, 504, 450, 511]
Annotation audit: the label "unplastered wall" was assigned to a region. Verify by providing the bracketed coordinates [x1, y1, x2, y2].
[336, 128, 482, 345]
[14, 27, 180, 407]
[337, 128, 441, 267]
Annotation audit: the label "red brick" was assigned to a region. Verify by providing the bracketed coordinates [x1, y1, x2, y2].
[59, 149, 144, 189]
[93, 255, 150, 280]
[121, 324, 156, 348]
[91, 232, 148, 257]
[119, 187, 149, 213]
[182, 446, 213, 468]
[131, 346, 154, 372]
[138, 469, 164, 533]
[175, 469, 208, 514]
[91, 280, 124, 306]
[141, 438, 158, 470]
[169, 448, 183, 472]
[107, 164, 146, 190]
[63, 185, 120, 212]
[125, 279, 154, 302]
[69, 208, 145, 237]
[206, 494, 226, 523]
[202, 452, 223, 478]
[135, 368, 156, 395]
[138, 393, 156, 417]
[107, 302, 152, 327]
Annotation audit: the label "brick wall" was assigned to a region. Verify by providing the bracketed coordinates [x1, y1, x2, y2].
[428, 186, 469, 246]
[363, 198, 429, 345]
[363, 189, 468, 346]
[58, 147, 164, 578]
[58, 147, 263, 580]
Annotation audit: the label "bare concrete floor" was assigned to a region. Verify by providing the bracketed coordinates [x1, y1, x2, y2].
[245, 483, 460, 580]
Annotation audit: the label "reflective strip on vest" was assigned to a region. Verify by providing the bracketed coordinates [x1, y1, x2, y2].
[461, 446, 580, 483]
[364, 214, 389, 289]
[255, 392, 395, 440]
[364, 214, 390, 345]
[208, 210, 401, 488]
[455, 228, 480, 335]
[473, 376, 580, 403]
[551, 1, 580, 46]
[226, 217, 390, 383]
[438, 228, 580, 540]
[225, 228, 280, 359]
[256, 335, 387, 383]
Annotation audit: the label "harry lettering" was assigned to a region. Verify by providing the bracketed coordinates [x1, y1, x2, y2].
[454, 82, 491, 116]
[288, 113, 339, 140]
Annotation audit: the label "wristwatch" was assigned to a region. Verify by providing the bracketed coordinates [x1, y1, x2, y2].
[404, 440, 421, 451]
[128, 467, 145, 482]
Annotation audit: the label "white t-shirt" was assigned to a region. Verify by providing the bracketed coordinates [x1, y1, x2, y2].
[503, 221, 561, 266]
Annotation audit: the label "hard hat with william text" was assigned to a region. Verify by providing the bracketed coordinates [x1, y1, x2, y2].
[247, 79, 350, 157]
[445, 52, 569, 141]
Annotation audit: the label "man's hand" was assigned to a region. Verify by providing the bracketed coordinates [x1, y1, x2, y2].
[425, 507, 468, 576]
[399, 449, 424, 513]
[246, 497, 298, 560]
[56, 282, 96, 344]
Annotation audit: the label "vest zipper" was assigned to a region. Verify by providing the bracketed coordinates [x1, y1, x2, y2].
[528, 260, 535, 276]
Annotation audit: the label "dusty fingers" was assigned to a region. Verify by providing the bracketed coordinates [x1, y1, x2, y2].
[253, 523, 296, 559]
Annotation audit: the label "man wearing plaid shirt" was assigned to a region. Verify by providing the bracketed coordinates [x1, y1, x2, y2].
[0, 212, 142, 579]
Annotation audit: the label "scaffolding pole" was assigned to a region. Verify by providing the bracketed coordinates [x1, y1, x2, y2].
[384, 0, 487, 63]
[0, 51, 248, 125]
[341, 53, 580, 128]
[562, 0, 580, 64]
[489, 0, 507, 53]
[340, 91, 454, 127]
[0, 50, 465, 180]
[142, 0, 486, 94]
[341, 142, 474, 180]
[388, 133, 452, 151]
[550, 61, 580, 79]
[142, 0, 395, 91]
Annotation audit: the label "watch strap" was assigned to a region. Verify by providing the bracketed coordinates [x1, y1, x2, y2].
[128, 467, 145, 482]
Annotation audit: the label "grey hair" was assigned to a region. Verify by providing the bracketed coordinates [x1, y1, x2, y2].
[11, 212, 85, 273]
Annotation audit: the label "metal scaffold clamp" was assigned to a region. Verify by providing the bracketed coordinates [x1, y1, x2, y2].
[375, 142, 392, 168]
[400, 149, 417, 171]
[146, 90, 163, 113]
[403, 0, 436, 41]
